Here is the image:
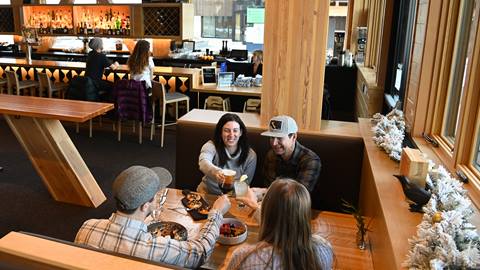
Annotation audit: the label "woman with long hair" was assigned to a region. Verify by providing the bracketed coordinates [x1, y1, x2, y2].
[127, 40, 155, 89]
[197, 113, 257, 195]
[227, 179, 333, 270]
[251, 50, 263, 76]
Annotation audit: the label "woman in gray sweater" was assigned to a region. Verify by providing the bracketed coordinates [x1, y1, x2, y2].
[197, 113, 257, 195]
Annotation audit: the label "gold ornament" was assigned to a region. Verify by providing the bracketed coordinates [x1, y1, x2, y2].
[432, 212, 442, 223]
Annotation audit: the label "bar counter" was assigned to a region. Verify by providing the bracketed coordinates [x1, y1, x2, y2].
[0, 58, 201, 93]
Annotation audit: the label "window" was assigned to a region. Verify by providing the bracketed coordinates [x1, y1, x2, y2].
[413, 0, 480, 194]
[384, 0, 416, 109]
[474, 126, 480, 171]
[199, 0, 264, 44]
[441, 0, 476, 148]
[201, 16, 234, 39]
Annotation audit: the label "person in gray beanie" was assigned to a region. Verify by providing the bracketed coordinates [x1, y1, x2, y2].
[75, 165, 231, 269]
[84, 37, 119, 101]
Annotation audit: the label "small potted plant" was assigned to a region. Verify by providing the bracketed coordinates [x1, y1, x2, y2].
[342, 199, 371, 250]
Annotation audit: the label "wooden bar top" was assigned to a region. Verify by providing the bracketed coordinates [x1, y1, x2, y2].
[192, 84, 262, 97]
[178, 109, 361, 138]
[0, 59, 200, 77]
[0, 95, 113, 123]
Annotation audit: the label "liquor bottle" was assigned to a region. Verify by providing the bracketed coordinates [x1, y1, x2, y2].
[125, 16, 131, 36]
[115, 15, 120, 28]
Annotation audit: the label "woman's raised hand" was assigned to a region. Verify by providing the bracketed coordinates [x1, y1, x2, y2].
[236, 187, 259, 209]
[215, 169, 225, 184]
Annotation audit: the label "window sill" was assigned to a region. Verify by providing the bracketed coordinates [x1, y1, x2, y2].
[413, 136, 480, 226]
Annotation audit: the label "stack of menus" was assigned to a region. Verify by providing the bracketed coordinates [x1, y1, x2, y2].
[218, 72, 235, 87]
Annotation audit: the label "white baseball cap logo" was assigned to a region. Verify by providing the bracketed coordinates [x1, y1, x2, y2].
[270, 120, 282, 130]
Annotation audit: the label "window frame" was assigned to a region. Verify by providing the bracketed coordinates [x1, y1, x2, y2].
[411, 0, 480, 203]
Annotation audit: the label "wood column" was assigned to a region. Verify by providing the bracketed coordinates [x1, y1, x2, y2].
[261, 0, 329, 131]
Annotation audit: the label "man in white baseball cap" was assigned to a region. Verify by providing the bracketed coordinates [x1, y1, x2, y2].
[260, 115, 321, 192]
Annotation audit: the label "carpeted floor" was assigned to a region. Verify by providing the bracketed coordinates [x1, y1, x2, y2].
[0, 117, 177, 242]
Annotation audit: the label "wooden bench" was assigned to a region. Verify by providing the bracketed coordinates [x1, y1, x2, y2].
[0, 95, 113, 207]
[0, 232, 183, 270]
[175, 109, 364, 212]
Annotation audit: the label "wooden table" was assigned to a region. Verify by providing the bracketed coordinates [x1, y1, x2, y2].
[155, 189, 373, 270]
[191, 84, 262, 108]
[0, 95, 113, 207]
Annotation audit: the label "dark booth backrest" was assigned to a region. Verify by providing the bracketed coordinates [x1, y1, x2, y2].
[175, 121, 364, 212]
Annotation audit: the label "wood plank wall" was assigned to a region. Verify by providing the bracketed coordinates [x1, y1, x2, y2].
[261, 0, 329, 131]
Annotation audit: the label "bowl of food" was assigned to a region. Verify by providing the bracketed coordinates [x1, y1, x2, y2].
[218, 218, 247, 245]
[148, 221, 188, 241]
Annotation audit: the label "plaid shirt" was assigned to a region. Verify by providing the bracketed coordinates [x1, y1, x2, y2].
[263, 141, 321, 192]
[226, 235, 333, 270]
[74, 211, 223, 269]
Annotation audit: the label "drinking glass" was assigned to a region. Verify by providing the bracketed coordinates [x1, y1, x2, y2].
[234, 180, 248, 208]
[219, 169, 236, 194]
[152, 188, 166, 221]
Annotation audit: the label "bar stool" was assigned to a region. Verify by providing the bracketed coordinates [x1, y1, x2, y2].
[0, 78, 6, 94]
[150, 81, 190, 147]
[6, 70, 39, 96]
[38, 72, 67, 98]
[204, 96, 230, 111]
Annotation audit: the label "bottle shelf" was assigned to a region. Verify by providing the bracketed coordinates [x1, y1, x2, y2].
[14, 3, 193, 40]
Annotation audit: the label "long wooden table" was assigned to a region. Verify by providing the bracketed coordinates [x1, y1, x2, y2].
[0, 95, 113, 207]
[155, 189, 373, 270]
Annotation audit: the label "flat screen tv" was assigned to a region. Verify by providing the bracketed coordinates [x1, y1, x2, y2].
[229, 49, 248, 61]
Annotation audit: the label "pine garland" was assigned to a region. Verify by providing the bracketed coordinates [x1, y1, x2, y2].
[370, 110, 480, 268]
[403, 162, 480, 269]
[371, 109, 406, 161]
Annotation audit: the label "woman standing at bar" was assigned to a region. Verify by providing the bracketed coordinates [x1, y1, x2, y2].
[127, 40, 154, 90]
[227, 178, 333, 270]
[85, 37, 119, 100]
[251, 50, 263, 76]
[197, 113, 257, 195]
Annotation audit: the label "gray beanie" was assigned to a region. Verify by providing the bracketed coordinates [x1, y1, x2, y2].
[89, 37, 103, 51]
[113, 166, 172, 210]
